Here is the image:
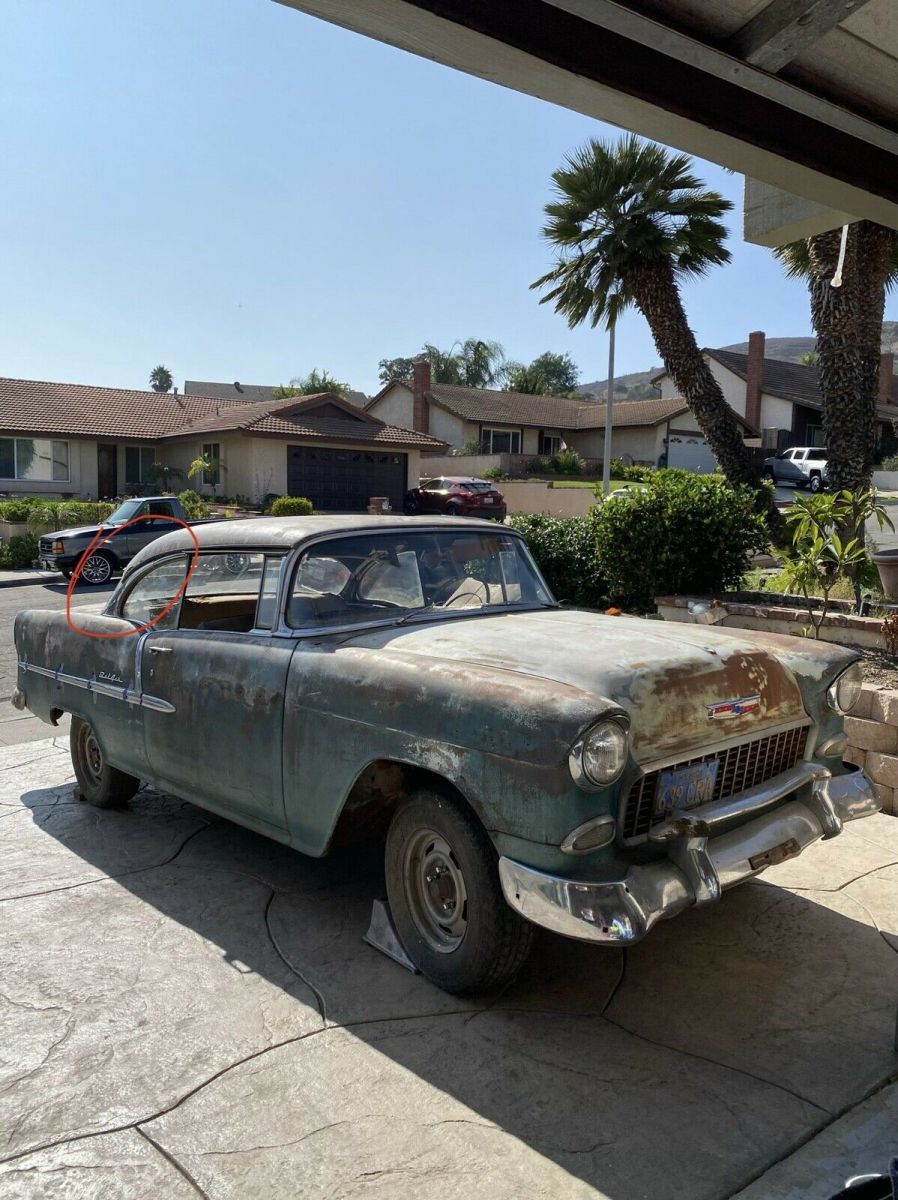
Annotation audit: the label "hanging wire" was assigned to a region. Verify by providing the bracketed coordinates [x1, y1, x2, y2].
[830, 223, 850, 287]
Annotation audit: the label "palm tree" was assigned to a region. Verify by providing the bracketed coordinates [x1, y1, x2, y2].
[149, 364, 174, 393]
[532, 135, 772, 517]
[775, 222, 898, 492]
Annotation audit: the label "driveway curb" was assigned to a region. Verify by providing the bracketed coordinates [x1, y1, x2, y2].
[0, 571, 62, 589]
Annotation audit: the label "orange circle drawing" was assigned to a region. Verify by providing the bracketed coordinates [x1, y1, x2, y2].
[65, 515, 201, 639]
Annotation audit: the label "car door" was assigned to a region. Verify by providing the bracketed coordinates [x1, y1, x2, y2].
[118, 501, 179, 561]
[775, 451, 802, 483]
[138, 552, 294, 832]
[417, 480, 442, 513]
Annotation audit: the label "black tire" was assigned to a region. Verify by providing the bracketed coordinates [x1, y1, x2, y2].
[809, 473, 823, 493]
[403, 494, 420, 516]
[59, 568, 73, 580]
[79, 551, 114, 586]
[71, 715, 140, 808]
[762, 467, 775, 483]
[385, 788, 533, 994]
[223, 552, 251, 576]
[445, 504, 463, 517]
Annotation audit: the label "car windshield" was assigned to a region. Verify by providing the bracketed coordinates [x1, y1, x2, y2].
[105, 499, 146, 525]
[287, 529, 555, 629]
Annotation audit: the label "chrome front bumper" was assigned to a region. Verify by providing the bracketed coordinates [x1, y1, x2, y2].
[498, 765, 879, 946]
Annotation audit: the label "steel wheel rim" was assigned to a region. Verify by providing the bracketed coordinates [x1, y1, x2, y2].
[79, 725, 104, 785]
[402, 827, 468, 953]
[82, 554, 111, 584]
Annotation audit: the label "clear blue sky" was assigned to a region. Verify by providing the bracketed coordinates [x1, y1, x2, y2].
[2, 0, 895, 397]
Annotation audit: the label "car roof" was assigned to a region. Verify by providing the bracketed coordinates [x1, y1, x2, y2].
[428, 476, 490, 484]
[126, 514, 516, 575]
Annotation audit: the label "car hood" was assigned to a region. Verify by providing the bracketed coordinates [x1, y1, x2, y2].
[356, 609, 855, 760]
[45, 524, 114, 541]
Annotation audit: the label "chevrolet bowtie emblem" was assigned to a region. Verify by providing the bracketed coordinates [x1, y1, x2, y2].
[707, 694, 761, 719]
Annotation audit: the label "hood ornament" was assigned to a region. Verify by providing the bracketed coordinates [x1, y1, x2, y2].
[707, 694, 760, 720]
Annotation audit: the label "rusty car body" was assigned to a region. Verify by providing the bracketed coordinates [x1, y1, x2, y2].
[13, 515, 879, 992]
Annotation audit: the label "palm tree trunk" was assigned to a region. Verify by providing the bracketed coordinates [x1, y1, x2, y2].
[626, 259, 780, 530]
[806, 225, 885, 493]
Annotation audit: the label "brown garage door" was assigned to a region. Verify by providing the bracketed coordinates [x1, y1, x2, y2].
[286, 446, 408, 512]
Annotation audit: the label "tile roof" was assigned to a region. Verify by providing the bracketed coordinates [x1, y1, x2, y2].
[424, 383, 692, 430]
[705, 349, 897, 420]
[0, 377, 444, 450]
[184, 380, 276, 403]
[0, 377, 231, 440]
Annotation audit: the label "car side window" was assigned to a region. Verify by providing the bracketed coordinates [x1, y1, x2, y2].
[120, 557, 188, 629]
[178, 552, 268, 634]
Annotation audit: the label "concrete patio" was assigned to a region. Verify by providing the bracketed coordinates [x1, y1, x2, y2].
[1, 737, 896, 1199]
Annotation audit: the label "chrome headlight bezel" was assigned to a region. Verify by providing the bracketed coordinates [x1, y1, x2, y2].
[570, 717, 630, 790]
[827, 662, 863, 715]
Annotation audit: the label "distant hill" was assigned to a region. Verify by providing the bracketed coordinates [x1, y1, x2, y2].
[578, 321, 898, 399]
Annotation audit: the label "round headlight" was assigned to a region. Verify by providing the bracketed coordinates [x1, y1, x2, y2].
[571, 720, 629, 788]
[827, 662, 863, 714]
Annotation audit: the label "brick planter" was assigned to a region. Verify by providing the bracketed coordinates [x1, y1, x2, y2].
[844, 685, 898, 816]
[656, 593, 885, 650]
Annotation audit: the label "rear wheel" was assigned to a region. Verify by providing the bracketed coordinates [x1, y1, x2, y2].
[445, 504, 463, 517]
[385, 789, 533, 994]
[80, 551, 114, 585]
[71, 716, 140, 808]
[809, 473, 823, 493]
[762, 467, 775, 483]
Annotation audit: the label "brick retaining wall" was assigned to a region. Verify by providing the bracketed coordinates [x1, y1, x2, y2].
[844, 684, 898, 815]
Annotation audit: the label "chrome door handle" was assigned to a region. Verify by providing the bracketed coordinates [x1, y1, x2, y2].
[147, 646, 172, 654]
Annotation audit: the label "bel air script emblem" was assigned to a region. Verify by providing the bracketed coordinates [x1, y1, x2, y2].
[707, 694, 761, 720]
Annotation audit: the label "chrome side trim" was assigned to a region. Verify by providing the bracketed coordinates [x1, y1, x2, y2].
[17, 660, 175, 714]
[499, 768, 879, 946]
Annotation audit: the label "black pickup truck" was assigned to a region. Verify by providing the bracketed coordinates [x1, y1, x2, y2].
[38, 496, 212, 585]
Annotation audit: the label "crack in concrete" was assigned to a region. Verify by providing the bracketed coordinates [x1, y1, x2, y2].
[0, 821, 214, 904]
[771, 858, 898, 895]
[136, 1126, 210, 1200]
[197, 1119, 354, 1157]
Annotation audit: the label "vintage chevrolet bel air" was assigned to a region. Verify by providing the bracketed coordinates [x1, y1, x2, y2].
[13, 516, 879, 993]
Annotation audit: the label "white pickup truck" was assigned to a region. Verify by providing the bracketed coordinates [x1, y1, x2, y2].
[762, 446, 829, 492]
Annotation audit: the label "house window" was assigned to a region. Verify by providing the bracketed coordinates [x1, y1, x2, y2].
[125, 446, 156, 485]
[482, 428, 521, 454]
[202, 443, 221, 487]
[0, 438, 69, 481]
[539, 432, 562, 456]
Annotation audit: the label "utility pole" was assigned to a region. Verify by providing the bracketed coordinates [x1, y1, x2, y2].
[602, 316, 616, 495]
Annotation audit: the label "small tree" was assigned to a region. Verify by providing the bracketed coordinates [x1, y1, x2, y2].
[782, 489, 894, 630]
[149, 365, 174, 393]
[146, 462, 184, 492]
[273, 369, 350, 399]
[188, 454, 223, 491]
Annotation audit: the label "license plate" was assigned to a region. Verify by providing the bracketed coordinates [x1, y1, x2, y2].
[655, 760, 719, 816]
[482, 497, 494, 504]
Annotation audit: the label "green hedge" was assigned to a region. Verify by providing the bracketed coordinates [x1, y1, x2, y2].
[506, 511, 607, 607]
[594, 470, 768, 607]
[0, 500, 31, 522]
[0, 533, 39, 569]
[269, 496, 313, 516]
[25, 501, 116, 530]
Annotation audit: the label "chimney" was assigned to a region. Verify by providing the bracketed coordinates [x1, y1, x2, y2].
[879, 353, 895, 406]
[745, 330, 765, 430]
[412, 359, 431, 434]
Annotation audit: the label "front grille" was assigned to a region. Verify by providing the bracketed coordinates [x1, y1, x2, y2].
[39, 537, 53, 554]
[621, 725, 809, 841]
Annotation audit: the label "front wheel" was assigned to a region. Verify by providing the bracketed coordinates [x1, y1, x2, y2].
[80, 551, 114, 585]
[762, 467, 775, 483]
[385, 789, 533, 994]
[71, 716, 140, 808]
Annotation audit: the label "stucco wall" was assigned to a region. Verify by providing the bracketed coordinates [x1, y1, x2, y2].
[368, 385, 413, 428]
[428, 405, 465, 447]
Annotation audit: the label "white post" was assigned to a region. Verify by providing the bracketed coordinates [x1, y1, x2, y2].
[602, 317, 616, 496]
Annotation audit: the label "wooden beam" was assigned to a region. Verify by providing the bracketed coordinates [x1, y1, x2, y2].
[727, 0, 872, 73]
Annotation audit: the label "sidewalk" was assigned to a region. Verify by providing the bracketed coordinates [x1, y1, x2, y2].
[0, 567, 61, 588]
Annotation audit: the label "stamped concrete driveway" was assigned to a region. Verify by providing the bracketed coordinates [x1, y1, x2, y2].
[1, 738, 897, 1200]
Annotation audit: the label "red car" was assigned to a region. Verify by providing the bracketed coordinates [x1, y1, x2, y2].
[404, 475, 507, 520]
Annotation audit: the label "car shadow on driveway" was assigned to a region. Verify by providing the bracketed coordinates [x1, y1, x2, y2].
[3, 776, 898, 1200]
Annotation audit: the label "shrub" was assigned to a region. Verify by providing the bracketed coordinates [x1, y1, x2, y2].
[25, 500, 116, 531]
[0, 500, 31, 522]
[550, 449, 584, 475]
[880, 454, 898, 471]
[526, 456, 552, 474]
[506, 511, 606, 607]
[269, 496, 314, 516]
[609, 458, 653, 482]
[453, 441, 489, 457]
[178, 489, 210, 520]
[0, 533, 39, 569]
[594, 470, 769, 608]
[480, 466, 507, 481]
